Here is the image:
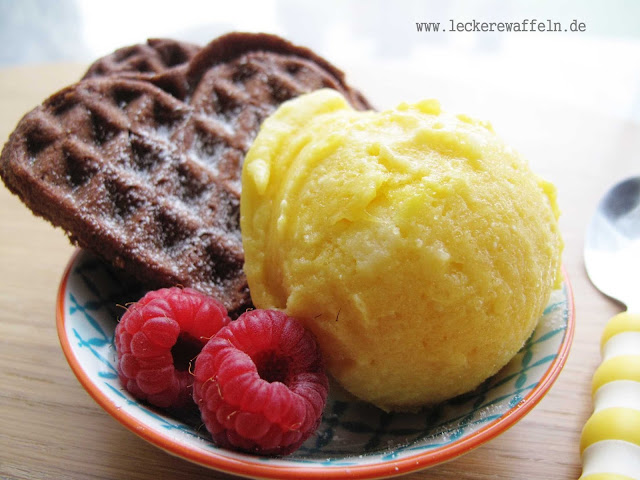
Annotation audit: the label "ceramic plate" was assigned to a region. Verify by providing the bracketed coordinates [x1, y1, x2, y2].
[57, 249, 575, 479]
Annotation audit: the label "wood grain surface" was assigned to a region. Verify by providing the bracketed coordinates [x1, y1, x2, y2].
[0, 62, 637, 480]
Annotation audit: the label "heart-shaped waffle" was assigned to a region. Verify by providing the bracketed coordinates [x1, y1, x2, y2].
[0, 32, 372, 316]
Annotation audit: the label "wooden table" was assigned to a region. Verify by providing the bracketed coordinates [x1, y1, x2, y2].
[0, 62, 637, 480]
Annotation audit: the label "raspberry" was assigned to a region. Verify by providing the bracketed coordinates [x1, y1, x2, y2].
[193, 309, 329, 455]
[115, 287, 230, 409]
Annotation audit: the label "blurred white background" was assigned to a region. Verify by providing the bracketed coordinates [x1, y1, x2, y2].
[1, 0, 639, 120]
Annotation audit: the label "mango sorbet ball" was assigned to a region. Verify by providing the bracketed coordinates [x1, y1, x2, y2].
[240, 89, 563, 411]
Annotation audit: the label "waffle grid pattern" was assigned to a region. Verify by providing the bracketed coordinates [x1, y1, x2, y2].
[1, 33, 372, 315]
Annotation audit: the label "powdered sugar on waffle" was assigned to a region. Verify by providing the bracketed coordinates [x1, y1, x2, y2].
[0, 32, 372, 317]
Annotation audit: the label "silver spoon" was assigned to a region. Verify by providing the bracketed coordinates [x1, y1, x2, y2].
[580, 176, 640, 479]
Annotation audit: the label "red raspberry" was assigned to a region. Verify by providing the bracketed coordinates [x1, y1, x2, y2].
[193, 309, 329, 455]
[115, 287, 230, 409]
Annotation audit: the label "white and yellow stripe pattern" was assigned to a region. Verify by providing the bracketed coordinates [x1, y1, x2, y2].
[580, 312, 640, 480]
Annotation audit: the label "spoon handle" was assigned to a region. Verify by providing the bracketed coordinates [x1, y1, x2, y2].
[579, 312, 640, 480]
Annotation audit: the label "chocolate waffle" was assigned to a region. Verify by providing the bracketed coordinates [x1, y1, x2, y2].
[0, 32, 371, 316]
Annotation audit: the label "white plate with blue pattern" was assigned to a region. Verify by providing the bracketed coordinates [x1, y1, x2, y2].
[57, 249, 574, 479]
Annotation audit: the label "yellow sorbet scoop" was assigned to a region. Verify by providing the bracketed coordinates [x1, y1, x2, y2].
[240, 89, 563, 411]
